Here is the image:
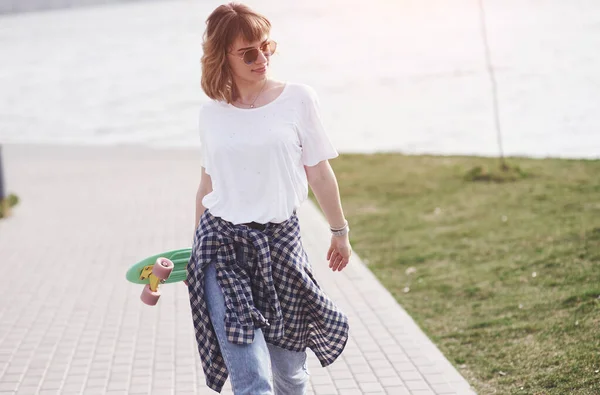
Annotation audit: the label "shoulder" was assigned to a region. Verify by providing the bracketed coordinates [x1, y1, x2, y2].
[199, 100, 222, 116]
[283, 82, 319, 103]
[198, 100, 227, 124]
[197, 101, 225, 135]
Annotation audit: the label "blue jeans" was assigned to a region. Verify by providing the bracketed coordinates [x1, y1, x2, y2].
[204, 262, 310, 395]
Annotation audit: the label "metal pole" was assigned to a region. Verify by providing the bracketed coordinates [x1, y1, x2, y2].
[0, 145, 5, 202]
[477, 0, 506, 169]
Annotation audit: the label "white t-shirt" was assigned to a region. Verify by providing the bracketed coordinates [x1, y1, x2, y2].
[199, 82, 338, 225]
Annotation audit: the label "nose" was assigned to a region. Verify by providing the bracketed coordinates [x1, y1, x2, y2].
[255, 50, 268, 64]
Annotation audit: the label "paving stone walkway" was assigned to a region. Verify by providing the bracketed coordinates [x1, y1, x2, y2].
[0, 145, 476, 394]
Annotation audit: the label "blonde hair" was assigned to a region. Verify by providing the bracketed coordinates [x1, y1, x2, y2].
[201, 3, 271, 103]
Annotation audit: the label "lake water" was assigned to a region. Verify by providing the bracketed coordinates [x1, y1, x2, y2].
[0, 0, 598, 158]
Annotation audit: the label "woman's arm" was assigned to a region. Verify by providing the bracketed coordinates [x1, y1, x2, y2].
[305, 160, 352, 272]
[185, 167, 212, 287]
[194, 167, 213, 234]
[305, 160, 346, 228]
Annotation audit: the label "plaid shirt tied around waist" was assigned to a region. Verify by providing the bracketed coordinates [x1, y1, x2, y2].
[186, 210, 349, 393]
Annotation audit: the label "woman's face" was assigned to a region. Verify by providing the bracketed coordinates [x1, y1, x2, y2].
[227, 35, 272, 83]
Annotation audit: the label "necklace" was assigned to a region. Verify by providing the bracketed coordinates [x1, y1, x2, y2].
[237, 80, 268, 108]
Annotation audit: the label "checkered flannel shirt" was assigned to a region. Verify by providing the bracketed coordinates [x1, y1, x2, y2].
[186, 209, 349, 393]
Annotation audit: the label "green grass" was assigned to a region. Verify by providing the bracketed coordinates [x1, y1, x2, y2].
[0, 193, 19, 219]
[314, 154, 600, 395]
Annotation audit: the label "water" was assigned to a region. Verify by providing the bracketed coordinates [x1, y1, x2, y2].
[0, 0, 598, 158]
[0, 0, 173, 15]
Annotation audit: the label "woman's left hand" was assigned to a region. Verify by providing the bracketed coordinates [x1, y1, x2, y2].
[327, 234, 352, 272]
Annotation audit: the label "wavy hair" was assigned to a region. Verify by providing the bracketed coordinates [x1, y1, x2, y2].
[201, 3, 271, 103]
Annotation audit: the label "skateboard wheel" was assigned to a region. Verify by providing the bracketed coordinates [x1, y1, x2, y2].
[141, 284, 161, 305]
[152, 258, 174, 280]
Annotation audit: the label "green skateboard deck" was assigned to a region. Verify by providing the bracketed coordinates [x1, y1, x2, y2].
[126, 248, 192, 305]
[126, 248, 191, 285]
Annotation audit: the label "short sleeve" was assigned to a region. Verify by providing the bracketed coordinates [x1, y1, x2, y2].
[298, 86, 338, 166]
[198, 107, 210, 174]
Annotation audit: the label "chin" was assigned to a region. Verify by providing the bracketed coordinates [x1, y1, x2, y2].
[251, 71, 268, 79]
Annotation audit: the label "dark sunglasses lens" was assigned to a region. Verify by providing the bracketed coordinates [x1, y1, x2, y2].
[243, 49, 259, 64]
[242, 42, 277, 64]
[263, 41, 277, 56]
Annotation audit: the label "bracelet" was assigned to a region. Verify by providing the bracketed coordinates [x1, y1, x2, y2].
[331, 226, 349, 237]
[330, 220, 348, 231]
[330, 220, 349, 237]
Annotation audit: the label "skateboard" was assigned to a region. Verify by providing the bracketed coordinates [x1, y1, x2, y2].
[126, 248, 192, 305]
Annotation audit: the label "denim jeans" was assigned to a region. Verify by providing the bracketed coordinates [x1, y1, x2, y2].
[204, 262, 310, 395]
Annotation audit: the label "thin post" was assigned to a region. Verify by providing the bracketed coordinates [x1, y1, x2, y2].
[477, 0, 507, 169]
[0, 145, 5, 201]
[0, 145, 8, 216]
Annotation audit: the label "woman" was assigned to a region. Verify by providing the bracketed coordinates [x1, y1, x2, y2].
[186, 3, 352, 394]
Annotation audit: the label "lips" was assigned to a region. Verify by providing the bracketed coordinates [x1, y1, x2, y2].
[253, 66, 267, 73]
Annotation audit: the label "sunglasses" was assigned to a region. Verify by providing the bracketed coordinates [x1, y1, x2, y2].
[230, 41, 277, 65]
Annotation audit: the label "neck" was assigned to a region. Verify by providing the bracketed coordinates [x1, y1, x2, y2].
[234, 78, 268, 103]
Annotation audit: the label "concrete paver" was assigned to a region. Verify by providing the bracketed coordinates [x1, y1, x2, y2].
[0, 144, 475, 394]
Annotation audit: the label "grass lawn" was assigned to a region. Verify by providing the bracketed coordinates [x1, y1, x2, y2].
[314, 154, 600, 395]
